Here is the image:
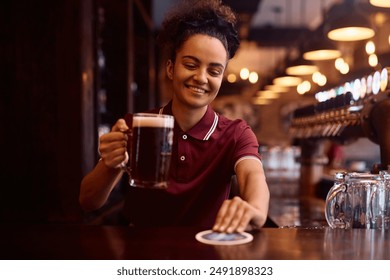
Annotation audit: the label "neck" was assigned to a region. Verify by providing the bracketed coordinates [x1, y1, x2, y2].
[171, 101, 207, 132]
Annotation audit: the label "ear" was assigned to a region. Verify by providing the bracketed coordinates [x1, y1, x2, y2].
[166, 59, 174, 80]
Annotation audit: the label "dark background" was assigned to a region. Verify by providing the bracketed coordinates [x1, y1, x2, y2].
[0, 0, 156, 224]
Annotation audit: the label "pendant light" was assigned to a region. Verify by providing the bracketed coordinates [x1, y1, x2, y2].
[273, 76, 302, 87]
[264, 85, 289, 92]
[286, 56, 319, 76]
[303, 33, 341, 60]
[303, 1, 342, 60]
[303, 43, 341, 61]
[369, 0, 390, 8]
[325, 0, 375, 41]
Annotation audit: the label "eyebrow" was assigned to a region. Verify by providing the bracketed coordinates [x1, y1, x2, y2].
[181, 55, 225, 69]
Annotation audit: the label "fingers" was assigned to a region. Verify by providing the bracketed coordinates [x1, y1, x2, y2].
[112, 118, 129, 132]
[100, 131, 128, 145]
[98, 119, 130, 169]
[100, 143, 128, 169]
[213, 196, 253, 233]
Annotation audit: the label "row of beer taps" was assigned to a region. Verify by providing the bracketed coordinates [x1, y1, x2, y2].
[289, 92, 362, 139]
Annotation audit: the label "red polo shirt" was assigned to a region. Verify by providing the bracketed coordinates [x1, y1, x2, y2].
[123, 101, 261, 228]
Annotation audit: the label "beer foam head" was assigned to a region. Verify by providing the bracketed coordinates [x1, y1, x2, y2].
[133, 114, 174, 128]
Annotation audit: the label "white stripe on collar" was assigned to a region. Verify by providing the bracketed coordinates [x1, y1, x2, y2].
[203, 112, 218, 140]
[158, 107, 164, 115]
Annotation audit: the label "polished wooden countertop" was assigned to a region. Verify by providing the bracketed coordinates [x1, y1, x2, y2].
[1, 223, 390, 260]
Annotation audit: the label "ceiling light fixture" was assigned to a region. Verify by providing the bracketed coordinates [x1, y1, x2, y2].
[303, 36, 342, 60]
[286, 57, 319, 76]
[252, 98, 272, 105]
[369, 0, 390, 8]
[264, 85, 289, 92]
[303, 1, 342, 60]
[273, 76, 302, 87]
[256, 90, 280, 99]
[325, 0, 375, 41]
[303, 48, 341, 61]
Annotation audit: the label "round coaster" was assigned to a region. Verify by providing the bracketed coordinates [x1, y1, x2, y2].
[195, 230, 253, 245]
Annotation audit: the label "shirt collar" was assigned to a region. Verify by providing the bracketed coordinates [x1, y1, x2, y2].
[161, 101, 219, 141]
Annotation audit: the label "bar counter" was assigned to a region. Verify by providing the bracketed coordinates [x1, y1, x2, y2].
[1, 223, 390, 260]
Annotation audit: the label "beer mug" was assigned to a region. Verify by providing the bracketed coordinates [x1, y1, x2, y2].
[325, 172, 384, 229]
[124, 113, 174, 189]
[370, 171, 390, 230]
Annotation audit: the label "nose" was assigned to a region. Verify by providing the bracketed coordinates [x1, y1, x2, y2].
[193, 68, 208, 84]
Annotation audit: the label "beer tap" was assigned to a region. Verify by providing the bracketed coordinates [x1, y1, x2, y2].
[289, 67, 390, 196]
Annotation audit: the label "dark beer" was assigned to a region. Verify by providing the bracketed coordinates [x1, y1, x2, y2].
[129, 114, 174, 188]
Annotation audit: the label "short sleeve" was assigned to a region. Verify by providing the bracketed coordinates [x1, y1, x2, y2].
[232, 121, 261, 165]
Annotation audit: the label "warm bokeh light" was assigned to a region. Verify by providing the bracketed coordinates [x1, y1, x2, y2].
[372, 71, 381, 94]
[336, 59, 350, 74]
[365, 41, 375, 54]
[240, 68, 250, 80]
[317, 74, 327, 86]
[312, 71, 327, 87]
[380, 68, 388, 92]
[360, 77, 367, 99]
[248, 72, 259, 84]
[314, 67, 388, 103]
[335, 58, 344, 70]
[352, 79, 361, 100]
[227, 73, 237, 83]
[297, 80, 311, 95]
[340, 62, 350, 74]
[312, 71, 322, 83]
[369, 54, 378, 67]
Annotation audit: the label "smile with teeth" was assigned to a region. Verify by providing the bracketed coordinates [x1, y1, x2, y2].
[187, 85, 206, 94]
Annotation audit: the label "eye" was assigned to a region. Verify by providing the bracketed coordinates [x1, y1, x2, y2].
[208, 68, 223, 77]
[183, 63, 197, 70]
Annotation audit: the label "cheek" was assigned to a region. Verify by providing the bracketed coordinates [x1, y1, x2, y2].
[171, 66, 189, 81]
[210, 78, 223, 91]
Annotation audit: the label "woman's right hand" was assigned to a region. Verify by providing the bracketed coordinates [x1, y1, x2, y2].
[98, 119, 129, 169]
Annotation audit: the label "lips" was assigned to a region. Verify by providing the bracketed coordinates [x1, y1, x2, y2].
[187, 85, 207, 94]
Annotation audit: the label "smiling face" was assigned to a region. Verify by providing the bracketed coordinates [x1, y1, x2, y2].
[166, 34, 228, 111]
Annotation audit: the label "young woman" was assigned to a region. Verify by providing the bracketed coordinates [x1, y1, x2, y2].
[80, 0, 270, 233]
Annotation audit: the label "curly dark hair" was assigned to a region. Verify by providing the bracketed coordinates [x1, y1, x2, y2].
[157, 0, 240, 61]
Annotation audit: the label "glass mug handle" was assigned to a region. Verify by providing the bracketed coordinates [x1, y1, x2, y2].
[118, 150, 129, 170]
[325, 182, 348, 229]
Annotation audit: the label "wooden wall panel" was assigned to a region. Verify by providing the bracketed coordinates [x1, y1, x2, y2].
[0, 0, 94, 223]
